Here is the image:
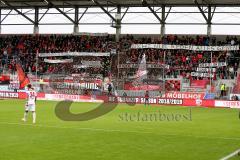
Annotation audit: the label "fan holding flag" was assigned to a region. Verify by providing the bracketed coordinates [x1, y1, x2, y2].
[16, 62, 30, 90]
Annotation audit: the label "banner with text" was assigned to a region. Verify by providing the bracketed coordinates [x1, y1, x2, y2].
[215, 100, 240, 108]
[39, 52, 110, 57]
[44, 59, 73, 64]
[73, 61, 102, 68]
[191, 72, 214, 78]
[196, 68, 216, 73]
[118, 63, 169, 69]
[131, 44, 239, 51]
[199, 62, 227, 68]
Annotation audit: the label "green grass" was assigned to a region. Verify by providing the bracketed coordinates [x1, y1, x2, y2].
[229, 154, 240, 160]
[0, 99, 240, 160]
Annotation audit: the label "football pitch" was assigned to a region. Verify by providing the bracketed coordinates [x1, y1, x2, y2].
[0, 99, 240, 160]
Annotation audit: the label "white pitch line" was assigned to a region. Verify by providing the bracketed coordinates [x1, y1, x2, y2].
[0, 121, 240, 141]
[220, 149, 240, 160]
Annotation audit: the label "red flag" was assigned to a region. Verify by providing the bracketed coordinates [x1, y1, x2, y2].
[16, 63, 30, 89]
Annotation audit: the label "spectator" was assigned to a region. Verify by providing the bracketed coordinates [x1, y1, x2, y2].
[108, 83, 112, 95]
[220, 83, 226, 98]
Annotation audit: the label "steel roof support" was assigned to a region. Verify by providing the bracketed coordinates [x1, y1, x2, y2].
[38, 8, 49, 22]
[207, 5, 211, 36]
[142, 0, 168, 36]
[208, 6, 216, 36]
[48, 2, 75, 24]
[194, 0, 215, 36]
[74, 7, 88, 34]
[195, 1, 208, 22]
[2, 22, 240, 25]
[92, 0, 122, 41]
[120, 7, 129, 21]
[2, 0, 34, 24]
[115, 5, 121, 42]
[73, 6, 79, 33]
[92, 0, 116, 23]
[161, 5, 166, 37]
[165, 7, 172, 21]
[1, 9, 12, 23]
[143, 0, 164, 24]
[78, 8, 88, 22]
[34, 7, 39, 34]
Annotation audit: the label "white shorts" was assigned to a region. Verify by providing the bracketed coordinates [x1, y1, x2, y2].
[25, 104, 36, 112]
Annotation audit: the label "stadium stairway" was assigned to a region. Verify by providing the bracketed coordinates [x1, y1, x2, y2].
[190, 80, 209, 89]
[232, 69, 240, 94]
[181, 80, 209, 92]
[215, 79, 235, 99]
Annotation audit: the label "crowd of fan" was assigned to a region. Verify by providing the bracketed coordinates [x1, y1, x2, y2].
[122, 48, 239, 80]
[0, 34, 239, 81]
[121, 35, 239, 80]
[37, 56, 110, 77]
[0, 34, 115, 75]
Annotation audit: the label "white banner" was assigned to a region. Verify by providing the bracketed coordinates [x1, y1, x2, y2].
[73, 32, 108, 36]
[118, 63, 169, 69]
[44, 94, 103, 103]
[0, 91, 19, 98]
[0, 85, 13, 92]
[71, 74, 103, 79]
[131, 44, 239, 51]
[191, 72, 214, 78]
[82, 61, 102, 68]
[73, 65, 99, 69]
[199, 62, 227, 68]
[158, 99, 183, 105]
[39, 52, 110, 57]
[73, 61, 102, 68]
[215, 100, 240, 108]
[44, 59, 73, 64]
[196, 68, 216, 73]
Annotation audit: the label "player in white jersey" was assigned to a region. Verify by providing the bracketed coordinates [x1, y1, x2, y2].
[22, 84, 37, 123]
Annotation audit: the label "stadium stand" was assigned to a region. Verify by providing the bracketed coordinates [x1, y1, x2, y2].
[122, 35, 239, 80]
[233, 73, 240, 93]
[0, 34, 115, 75]
[0, 34, 240, 96]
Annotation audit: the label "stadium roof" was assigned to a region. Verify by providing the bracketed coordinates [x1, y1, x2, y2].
[1, 0, 240, 8]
